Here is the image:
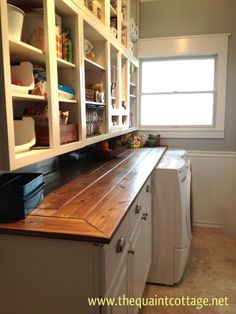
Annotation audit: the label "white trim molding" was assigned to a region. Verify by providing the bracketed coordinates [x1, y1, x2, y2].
[138, 34, 230, 138]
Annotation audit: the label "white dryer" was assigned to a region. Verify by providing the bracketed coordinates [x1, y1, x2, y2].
[148, 155, 192, 285]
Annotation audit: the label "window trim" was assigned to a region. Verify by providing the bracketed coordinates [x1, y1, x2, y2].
[137, 34, 229, 138]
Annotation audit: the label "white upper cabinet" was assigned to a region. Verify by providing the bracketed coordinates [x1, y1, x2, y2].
[0, 0, 139, 170]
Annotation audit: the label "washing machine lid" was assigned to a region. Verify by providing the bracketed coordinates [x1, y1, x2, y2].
[157, 156, 185, 170]
[165, 149, 187, 158]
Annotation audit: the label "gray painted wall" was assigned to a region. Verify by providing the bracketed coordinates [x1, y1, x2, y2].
[139, 0, 236, 151]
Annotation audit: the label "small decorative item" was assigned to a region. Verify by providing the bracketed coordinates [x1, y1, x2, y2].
[86, 83, 104, 103]
[60, 111, 69, 125]
[55, 27, 62, 59]
[116, 132, 145, 149]
[110, 17, 117, 29]
[86, 0, 93, 11]
[84, 38, 95, 60]
[144, 134, 160, 147]
[130, 16, 138, 43]
[31, 65, 47, 96]
[93, 0, 102, 19]
[121, 29, 126, 45]
[130, 135, 144, 148]
[61, 27, 73, 63]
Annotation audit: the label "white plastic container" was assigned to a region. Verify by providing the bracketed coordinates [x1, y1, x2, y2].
[14, 117, 36, 153]
[21, 13, 44, 49]
[7, 4, 25, 41]
[11, 62, 34, 95]
[21, 11, 61, 50]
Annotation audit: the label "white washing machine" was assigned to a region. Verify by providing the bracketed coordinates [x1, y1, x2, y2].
[148, 153, 192, 285]
[164, 148, 190, 168]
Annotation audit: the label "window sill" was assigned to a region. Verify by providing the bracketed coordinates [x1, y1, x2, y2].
[138, 127, 224, 138]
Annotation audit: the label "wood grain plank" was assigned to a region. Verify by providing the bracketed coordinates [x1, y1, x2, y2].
[84, 147, 166, 238]
[33, 149, 135, 215]
[53, 149, 151, 218]
[0, 216, 108, 242]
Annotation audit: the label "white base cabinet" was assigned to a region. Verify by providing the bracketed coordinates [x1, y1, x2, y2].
[103, 252, 130, 314]
[0, 177, 152, 314]
[128, 195, 152, 314]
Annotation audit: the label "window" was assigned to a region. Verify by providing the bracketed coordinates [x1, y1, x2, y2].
[138, 34, 229, 138]
[141, 57, 215, 126]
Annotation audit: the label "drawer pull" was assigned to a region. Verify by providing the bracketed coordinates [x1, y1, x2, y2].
[128, 249, 135, 255]
[135, 204, 142, 214]
[142, 213, 148, 220]
[146, 185, 151, 193]
[116, 237, 125, 253]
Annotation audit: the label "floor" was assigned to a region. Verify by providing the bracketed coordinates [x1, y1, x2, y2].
[140, 227, 236, 314]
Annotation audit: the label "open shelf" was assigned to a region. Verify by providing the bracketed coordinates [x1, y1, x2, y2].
[85, 58, 106, 71]
[12, 94, 47, 102]
[57, 58, 76, 69]
[10, 40, 45, 64]
[86, 101, 105, 106]
[0, 0, 139, 170]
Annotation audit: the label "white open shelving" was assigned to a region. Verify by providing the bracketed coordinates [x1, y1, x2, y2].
[0, 0, 139, 170]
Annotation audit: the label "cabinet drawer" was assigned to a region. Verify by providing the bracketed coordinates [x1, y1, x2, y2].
[101, 212, 129, 292]
[129, 177, 151, 234]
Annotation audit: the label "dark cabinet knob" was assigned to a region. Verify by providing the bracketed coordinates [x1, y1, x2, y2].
[135, 204, 141, 214]
[128, 249, 135, 255]
[146, 185, 151, 192]
[116, 237, 125, 253]
[142, 213, 148, 220]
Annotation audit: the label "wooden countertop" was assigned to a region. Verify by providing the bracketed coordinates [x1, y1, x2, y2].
[0, 147, 166, 243]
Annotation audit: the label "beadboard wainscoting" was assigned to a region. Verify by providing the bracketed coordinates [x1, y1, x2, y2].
[189, 151, 236, 228]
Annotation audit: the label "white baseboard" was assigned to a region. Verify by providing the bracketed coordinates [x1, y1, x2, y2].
[193, 221, 222, 229]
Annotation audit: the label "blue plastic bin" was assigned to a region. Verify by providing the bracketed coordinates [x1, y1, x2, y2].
[0, 173, 43, 197]
[0, 173, 44, 221]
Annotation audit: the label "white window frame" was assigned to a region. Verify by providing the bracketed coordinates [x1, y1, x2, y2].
[138, 34, 229, 138]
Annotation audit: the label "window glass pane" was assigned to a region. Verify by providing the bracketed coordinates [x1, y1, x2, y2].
[141, 58, 215, 93]
[140, 93, 214, 126]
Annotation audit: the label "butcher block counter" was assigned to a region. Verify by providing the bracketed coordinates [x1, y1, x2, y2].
[0, 147, 165, 243]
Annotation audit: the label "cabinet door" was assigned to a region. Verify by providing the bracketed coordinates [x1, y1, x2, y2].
[129, 189, 152, 314]
[129, 222, 146, 314]
[142, 197, 152, 281]
[103, 254, 129, 314]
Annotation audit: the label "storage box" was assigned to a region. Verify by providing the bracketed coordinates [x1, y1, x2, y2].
[21, 13, 44, 50]
[35, 124, 78, 146]
[22, 11, 62, 51]
[11, 62, 34, 94]
[14, 117, 36, 153]
[0, 173, 44, 221]
[0, 173, 43, 197]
